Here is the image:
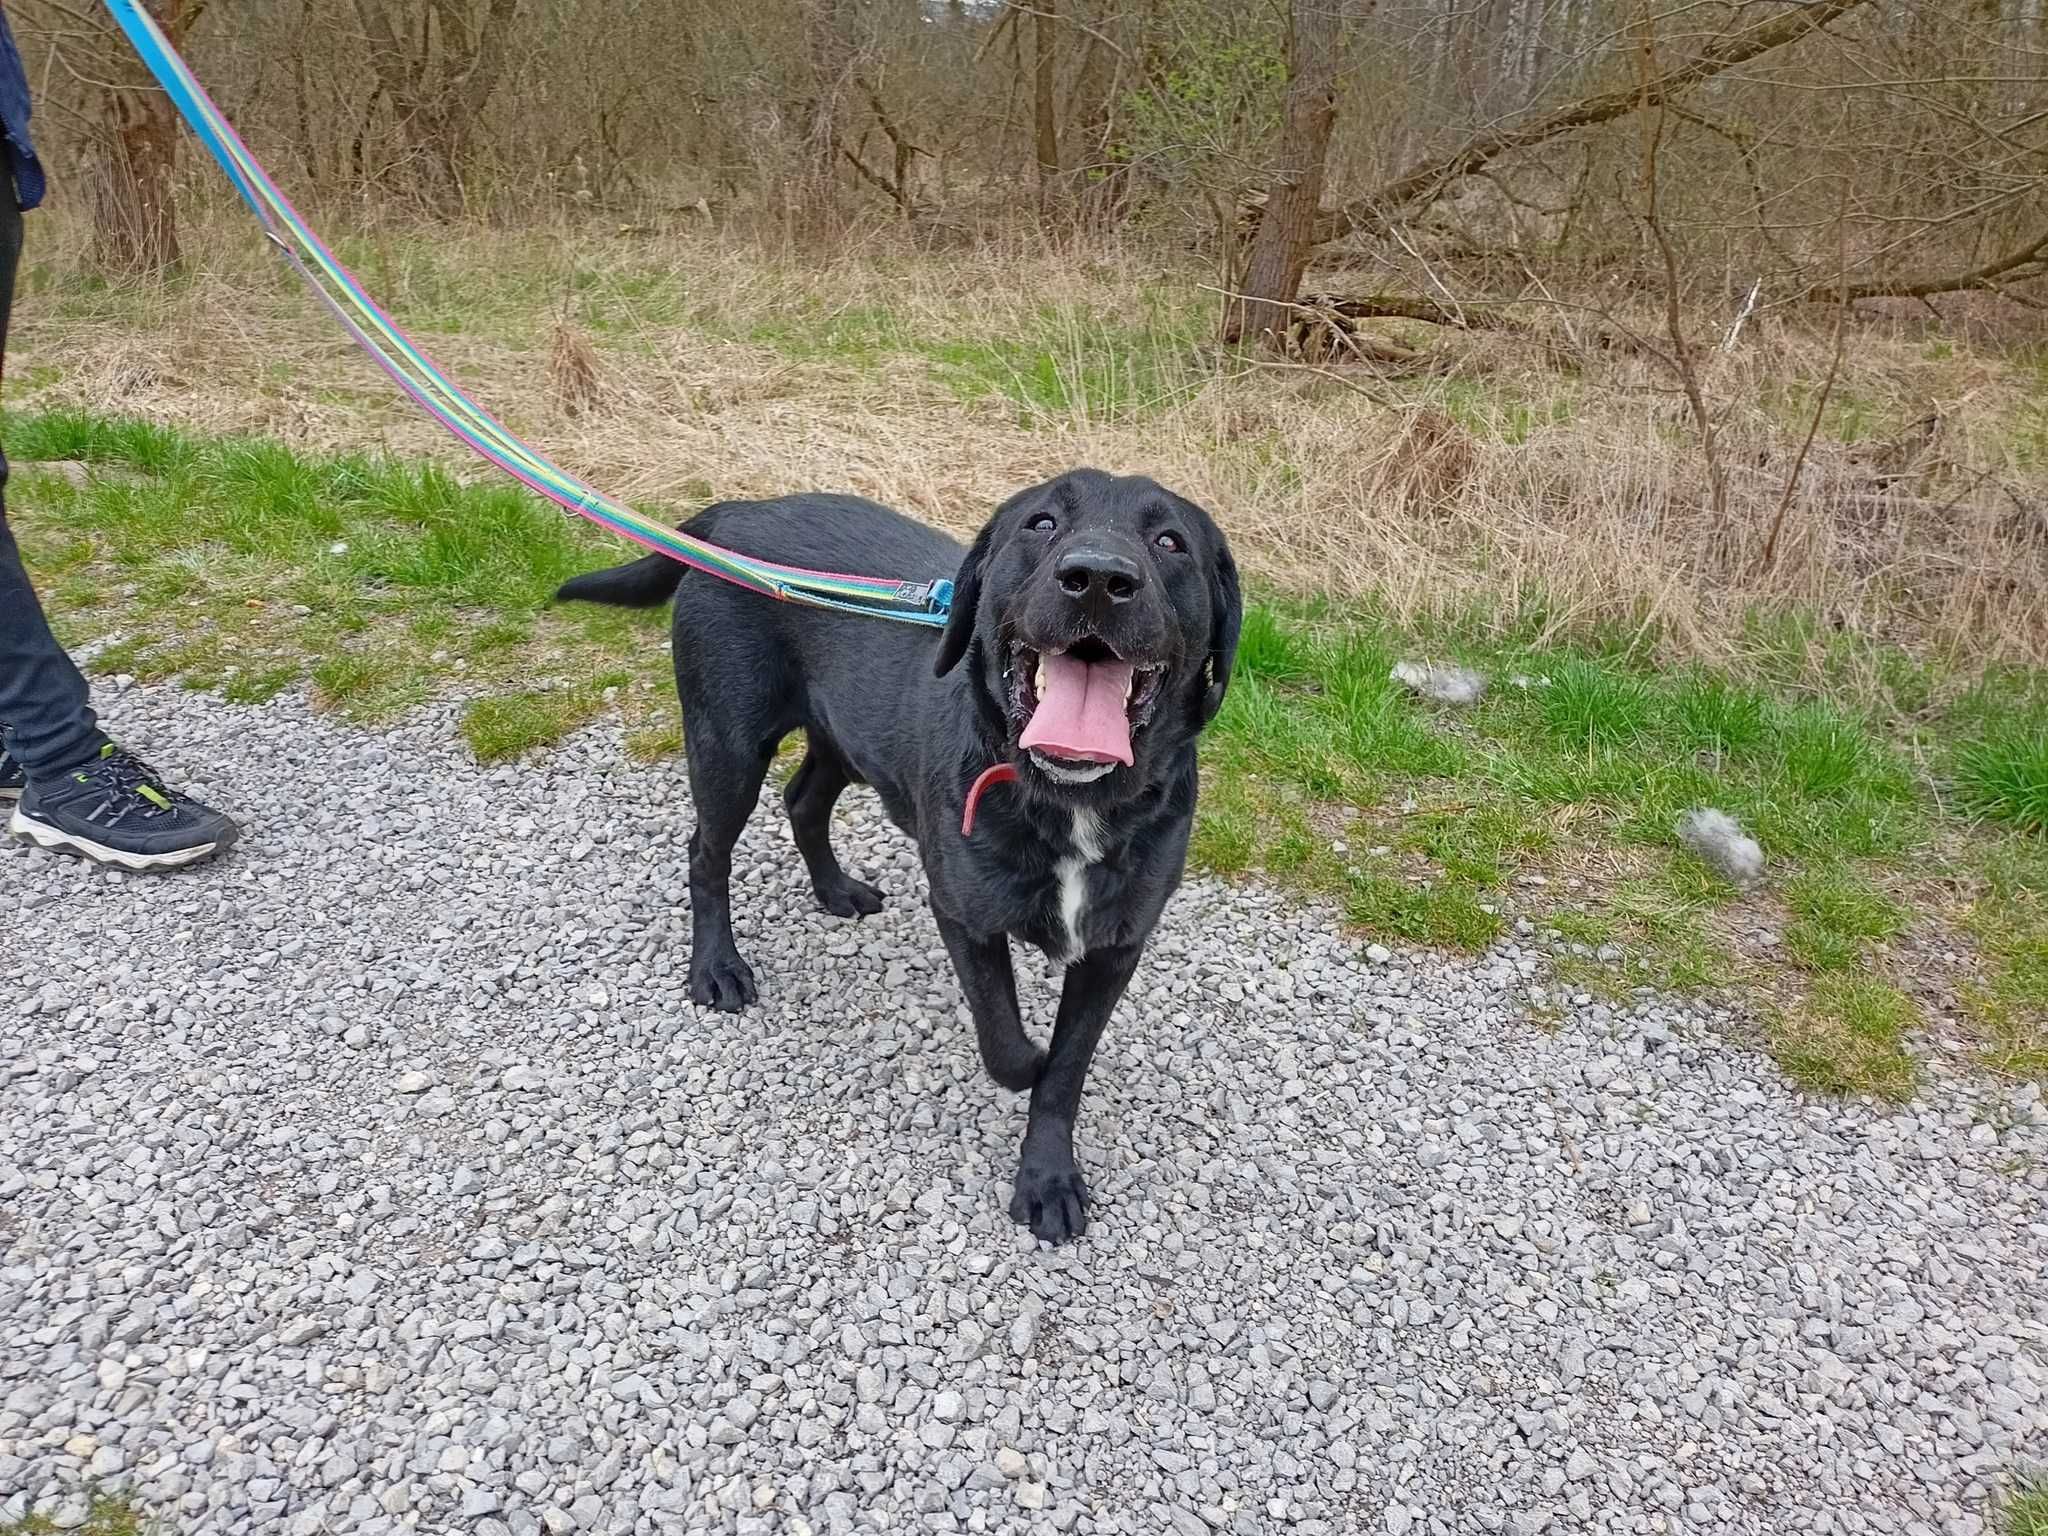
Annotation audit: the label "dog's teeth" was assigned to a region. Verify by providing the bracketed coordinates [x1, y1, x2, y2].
[1124, 674, 1134, 702]
[1035, 659, 1048, 696]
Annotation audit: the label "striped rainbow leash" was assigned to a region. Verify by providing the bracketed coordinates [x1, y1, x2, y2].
[99, 0, 953, 627]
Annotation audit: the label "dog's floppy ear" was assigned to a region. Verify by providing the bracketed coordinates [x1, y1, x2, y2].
[1199, 536, 1242, 725]
[934, 517, 998, 678]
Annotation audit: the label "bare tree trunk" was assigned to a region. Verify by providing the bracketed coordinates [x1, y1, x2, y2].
[351, 0, 519, 214]
[1068, 25, 1129, 228]
[1225, 0, 1342, 347]
[1032, 0, 1062, 218]
[292, 34, 319, 183]
[1480, 0, 1514, 116]
[795, 0, 854, 234]
[95, 0, 195, 276]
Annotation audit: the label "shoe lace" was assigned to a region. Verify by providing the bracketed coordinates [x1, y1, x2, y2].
[78, 748, 182, 827]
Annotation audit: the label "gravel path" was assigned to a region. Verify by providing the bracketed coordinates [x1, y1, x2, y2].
[3, 683, 2045, 1536]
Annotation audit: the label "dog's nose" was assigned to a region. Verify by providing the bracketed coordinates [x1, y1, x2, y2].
[1055, 546, 1145, 605]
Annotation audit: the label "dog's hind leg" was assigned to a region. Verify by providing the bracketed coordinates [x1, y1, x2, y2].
[783, 736, 885, 918]
[683, 721, 775, 1012]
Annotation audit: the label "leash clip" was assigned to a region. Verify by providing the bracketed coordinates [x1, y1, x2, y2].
[891, 577, 954, 618]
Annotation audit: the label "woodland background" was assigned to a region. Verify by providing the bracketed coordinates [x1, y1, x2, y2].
[7, 0, 2048, 658]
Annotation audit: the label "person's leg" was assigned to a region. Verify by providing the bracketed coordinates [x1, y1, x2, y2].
[0, 509, 111, 781]
[0, 193, 238, 867]
[0, 191, 110, 791]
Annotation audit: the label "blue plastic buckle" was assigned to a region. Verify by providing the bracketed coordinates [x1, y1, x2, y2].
[892, 578, 953, 617]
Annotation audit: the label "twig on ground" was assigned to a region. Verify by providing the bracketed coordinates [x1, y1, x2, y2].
[1722, 279, 1761, 352]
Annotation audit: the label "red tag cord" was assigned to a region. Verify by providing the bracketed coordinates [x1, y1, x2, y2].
[961, 763, 1020, 837]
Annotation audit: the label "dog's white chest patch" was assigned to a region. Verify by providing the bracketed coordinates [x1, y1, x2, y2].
[1056, 809, 1106, 963]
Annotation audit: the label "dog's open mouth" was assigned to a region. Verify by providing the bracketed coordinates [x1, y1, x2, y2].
[1007, 637, 1164, 780]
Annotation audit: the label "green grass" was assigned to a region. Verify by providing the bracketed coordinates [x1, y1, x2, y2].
[310, 651, 429, 722]
[1405, 800, 1551, 887]
[1345, 871, 1503, 949]
[462, 672, 632, 762]
[1436, 377, 1574, 444]
[625, 718, 685, 762]
[725, 287, 1209, 426]
[9, 410, 199, 473]
[1, 1492, 158, 1535]
[1784, 868, 1906, 973]
[1957, 725, 2048, 834]
[574, 268, 690, 334]
[6, 405, 2046, 1098]
[319, 235, 549, 345]
[2, 406, 669, 734]
[924, 315, 1201, 425]
[745, 300, 908, 363]
[1234, 603, 1321, 684]
[222, 663, 304, 705]
[2003, 1477, 2048, 1536]
[1773, 973, 1920, 1100]
[10, 408, 603, 613]
[1667, 669, 1773, 759]
[1760, 380, 1897, 445]
[1191, 771, 1263, 875]
[1193, 598, 2044, 1078]
[1959, 839, 2048, 1080]
[1540, 659, 1652, 749]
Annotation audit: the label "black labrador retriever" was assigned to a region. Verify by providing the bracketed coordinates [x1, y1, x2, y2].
[555, 469, 1240, 1243]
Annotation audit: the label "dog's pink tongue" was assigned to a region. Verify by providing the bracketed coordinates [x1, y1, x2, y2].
[1020, 651, 1136, 766]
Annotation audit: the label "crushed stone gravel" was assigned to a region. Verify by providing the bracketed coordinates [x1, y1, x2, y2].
[3, 682, 2045, 1536]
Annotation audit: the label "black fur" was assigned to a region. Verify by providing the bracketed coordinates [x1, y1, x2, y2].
[555, 469, 1240, 1244]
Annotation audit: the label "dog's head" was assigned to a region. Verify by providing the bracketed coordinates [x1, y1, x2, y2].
[935, 469, 1240, 799]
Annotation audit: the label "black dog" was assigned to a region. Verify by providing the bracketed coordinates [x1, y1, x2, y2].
[555, 470, 1240, 1243]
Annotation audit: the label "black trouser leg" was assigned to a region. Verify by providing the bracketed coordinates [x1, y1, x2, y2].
[0, 192, 108, 778]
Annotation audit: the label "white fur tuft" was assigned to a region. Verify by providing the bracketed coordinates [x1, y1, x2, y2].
[1676, 807, 1765, 889]
[1391, 660, 1488, 707]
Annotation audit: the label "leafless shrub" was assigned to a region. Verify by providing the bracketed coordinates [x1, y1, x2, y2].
[548, 323, 603, 418]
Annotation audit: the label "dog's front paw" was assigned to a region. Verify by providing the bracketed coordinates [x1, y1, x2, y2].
[690, 950, 758, 1012]
[816, 874, 885, 919]
[983, 1040, 1047, 1093]
[1009, 1154, 1090, 1245]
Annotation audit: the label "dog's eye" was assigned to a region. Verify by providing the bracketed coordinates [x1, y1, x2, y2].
[1155, 531, 1187, 554]
[1027, 514, 1057, 534]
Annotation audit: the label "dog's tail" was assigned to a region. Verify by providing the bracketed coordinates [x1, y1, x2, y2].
[554, 553, 685, 609]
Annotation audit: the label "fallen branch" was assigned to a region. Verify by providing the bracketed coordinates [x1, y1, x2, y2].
[1789, 222, 2048, 304]
[1317, 0, 1873, 246]
[1198, 285, 1445, 374]
[1300, 292, 1528, 331]
[1295, 292, 1648, 356]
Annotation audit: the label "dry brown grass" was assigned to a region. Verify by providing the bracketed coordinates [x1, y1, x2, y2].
[14, 206, 2048, 673]
[547, 323, 603, 417]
